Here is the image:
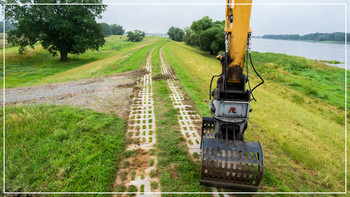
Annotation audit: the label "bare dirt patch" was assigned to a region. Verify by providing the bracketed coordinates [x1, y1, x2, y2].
[116, 149, 151, 186]
[2, 72, 145, 119]
[152, 74, 172, 81]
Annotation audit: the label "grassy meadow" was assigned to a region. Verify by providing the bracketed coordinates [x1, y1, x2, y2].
[163, 41, 348, 192]
[3, 105, 127, 192]
[1, 35, 161, 88]
[1, 34, 348, 194]
[1, 36, 163, 193]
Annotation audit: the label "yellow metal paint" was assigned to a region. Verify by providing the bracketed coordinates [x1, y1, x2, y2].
[225, 0, 252, 83]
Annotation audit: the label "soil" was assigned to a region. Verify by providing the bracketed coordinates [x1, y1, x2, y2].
[2, 71, 144, 119]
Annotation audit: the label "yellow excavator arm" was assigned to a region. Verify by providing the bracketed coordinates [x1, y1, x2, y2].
[200, 0, 264, 192]
[225, 0, 252, 83]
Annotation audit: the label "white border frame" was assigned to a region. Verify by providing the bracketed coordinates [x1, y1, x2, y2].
[2, 2, 348, 195]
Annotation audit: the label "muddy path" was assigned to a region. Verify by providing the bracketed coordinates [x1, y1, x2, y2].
[114, 48, 160, 196]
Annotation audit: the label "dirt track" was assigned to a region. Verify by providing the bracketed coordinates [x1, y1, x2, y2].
[2, 71, 145, 119]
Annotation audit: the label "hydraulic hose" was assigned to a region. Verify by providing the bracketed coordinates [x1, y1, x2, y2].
[249, 52, 264, 92]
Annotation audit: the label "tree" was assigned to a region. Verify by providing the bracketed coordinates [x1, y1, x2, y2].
[0, 21, 15, 32]
[174, 29, 184, 41]
[100, 22, 111, 35]
[199, 27, 224, 55]
[4, 0, 106, 62]
[127, 30, 145, 42]
[184, 16, 224, 54]
[190, 16, 212, 33]
[110, 24, 125, 35]
[183, 27, 192, 44]
[167, 26, 184, 41]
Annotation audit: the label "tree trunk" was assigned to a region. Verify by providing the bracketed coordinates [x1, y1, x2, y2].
[60, 51, 68, 62]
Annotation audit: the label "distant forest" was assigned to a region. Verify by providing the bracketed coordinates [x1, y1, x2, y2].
[262, 32, 350, 42]
[0, 22, 15, 32]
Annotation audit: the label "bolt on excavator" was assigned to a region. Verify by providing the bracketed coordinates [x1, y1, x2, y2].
[200, 0, 264, 191]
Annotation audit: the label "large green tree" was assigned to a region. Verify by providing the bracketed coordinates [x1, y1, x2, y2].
[199, 27, 224, 55]
[99, 22, 111, 35]
[127, 30, 145, 42]
[4, 0, 106, 62]
[184, 16, 225, 55]
[110, 24, 125, 35]
[167, 26, 184, 42]
[190, 16, 212, 33]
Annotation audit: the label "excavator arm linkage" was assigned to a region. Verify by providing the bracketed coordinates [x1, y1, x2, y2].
[199, 0, 264, 191]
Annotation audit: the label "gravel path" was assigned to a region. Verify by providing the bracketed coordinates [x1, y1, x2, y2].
[2, 71, 144, 119]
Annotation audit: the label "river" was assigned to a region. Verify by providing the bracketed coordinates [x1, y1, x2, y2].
[251, 38, 349, 69]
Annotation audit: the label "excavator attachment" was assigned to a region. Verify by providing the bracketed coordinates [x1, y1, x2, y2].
[200, 117, 264, 191]
[199, 0, 265, 191]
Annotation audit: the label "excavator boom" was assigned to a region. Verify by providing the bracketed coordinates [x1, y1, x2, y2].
[200, 0, 264, 191]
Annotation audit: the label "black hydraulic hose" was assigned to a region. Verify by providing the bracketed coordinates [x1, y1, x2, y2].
[246, 50, 256, 102]
[249, 52, 264, 93]
[209, 74, 221, 102]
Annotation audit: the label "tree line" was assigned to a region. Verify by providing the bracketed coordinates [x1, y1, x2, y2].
[169, 17, 350, 55]
[0, 21, 15, 32]
[99, 22, 125, 36]
[168, 16, 225, 55]
[262, 32, 350, 42]
[2, 0, 149, 62]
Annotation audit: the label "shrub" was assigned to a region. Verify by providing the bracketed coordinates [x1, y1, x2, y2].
[127, 30, 146, 42]
[167, 26, 185, 41]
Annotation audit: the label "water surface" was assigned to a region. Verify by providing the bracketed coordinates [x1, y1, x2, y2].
[251, 38, 349, 69]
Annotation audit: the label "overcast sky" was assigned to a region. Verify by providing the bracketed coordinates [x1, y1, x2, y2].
[97, 0, 349, 36]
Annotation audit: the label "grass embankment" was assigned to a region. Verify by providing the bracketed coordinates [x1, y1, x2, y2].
[2, 105, 127, 192]
[163, 41, 347, 192]
[2, 35, 161, 88]
[151, 42, 210, 194]
[1, 37, 166, 192]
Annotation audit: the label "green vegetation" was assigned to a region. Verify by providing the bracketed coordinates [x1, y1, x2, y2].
[128, 185, 138, 193]
[262, 32, 350, 43]
[0, 21, 15, 32]
[167, 26, 184, 41]
[184, 16, 225, 55]
[163, 41, 347, 192]
[151, 42, 210, 193]
[319, 60, 342, 64]
[99, 23, 125, 36]
[250, 51, 349, 110]
[5, 1, 106, 61]
[127, 30, 146, 42]
[2, 105, 127, 192]
[2, 36, 160, 88]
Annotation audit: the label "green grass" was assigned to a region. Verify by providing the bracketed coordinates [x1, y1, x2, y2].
[2, 36, 161, 88]
[319, 60, 343, 64]
[96, 42, 157, 75]
[249, 51, 349, 110]
[1, 105, 127, 192]
[151, 42, 210, 194]
[163, 41, 347, 192]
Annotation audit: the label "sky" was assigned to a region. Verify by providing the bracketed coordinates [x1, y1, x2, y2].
[97, 0, 349, 36]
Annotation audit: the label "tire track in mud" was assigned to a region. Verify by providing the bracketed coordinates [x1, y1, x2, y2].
[159, 47, 229, 197]
[114, 48, 160, 197]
